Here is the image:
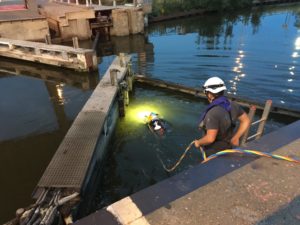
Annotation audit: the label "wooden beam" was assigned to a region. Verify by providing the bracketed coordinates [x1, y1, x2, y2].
[134, 75, 300, 119]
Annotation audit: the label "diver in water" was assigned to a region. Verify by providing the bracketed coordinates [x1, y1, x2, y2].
[145, 112, 166, 135]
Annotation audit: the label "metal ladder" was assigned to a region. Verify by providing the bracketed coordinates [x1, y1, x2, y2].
[241, 100, 272, 146]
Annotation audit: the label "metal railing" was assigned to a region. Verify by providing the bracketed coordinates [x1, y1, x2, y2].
[51, 0, 153, 6]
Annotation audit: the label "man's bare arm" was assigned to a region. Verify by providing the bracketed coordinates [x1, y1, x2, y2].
[231, 112, 250, 146]
[194, 129, 218, 148]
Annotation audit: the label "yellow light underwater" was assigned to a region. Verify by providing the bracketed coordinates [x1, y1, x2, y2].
[126, 105, 161, 123]
[137, 111, 151, 120]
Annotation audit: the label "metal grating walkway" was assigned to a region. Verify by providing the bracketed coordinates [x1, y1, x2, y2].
[38, 111, 105, 189]
[37, 56, 129, 190]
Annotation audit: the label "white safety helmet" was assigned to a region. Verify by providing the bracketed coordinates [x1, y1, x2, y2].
[203, 77, 227, 94]
[153, 121, 162, 130]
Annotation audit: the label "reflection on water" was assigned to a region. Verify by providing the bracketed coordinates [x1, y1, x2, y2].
[0, 59, 96, 223]
[124, 6, 300, 110]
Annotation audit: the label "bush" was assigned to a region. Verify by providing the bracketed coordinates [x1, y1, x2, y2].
[151, 0, 253, 17]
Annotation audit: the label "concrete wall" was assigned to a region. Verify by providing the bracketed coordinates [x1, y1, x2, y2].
[40, 3, 95, 41]
[110, 8, 144, 36]
[0, 0, 50, 41]
[60, 18, 92, 41]
[110, 9, 130, 36]
[0, 19, 49, 41]
[128, 8, 144, 34]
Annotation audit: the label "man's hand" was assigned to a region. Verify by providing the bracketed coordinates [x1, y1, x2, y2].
[230, 136, 240, 147]
[194, 139, 201, 148]
[194, 129, 218, 149]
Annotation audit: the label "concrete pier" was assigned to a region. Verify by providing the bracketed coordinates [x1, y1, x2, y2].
[74, 120, 300, 225]
[0, 38, 97, 71]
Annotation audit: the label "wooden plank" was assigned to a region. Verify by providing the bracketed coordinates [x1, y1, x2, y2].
[135, 75, 300, 118]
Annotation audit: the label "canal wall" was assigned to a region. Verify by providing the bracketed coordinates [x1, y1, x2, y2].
[0, 19, 49, 41]
[73, 120, 300, 225]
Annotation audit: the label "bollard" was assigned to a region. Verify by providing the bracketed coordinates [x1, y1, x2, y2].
[127, 61, 133, 76]
[120, 81, 129, 106]
[124, 90, 129, 106]
[45, 34, 52, 45]
[119, 53, 126, 67]
[72, 37, 79, 49]
[110, 69, 118, 86]
[127, 61, 134, 91]
[103, 120, 108, 136]
[126, 76, 133, 92]
[118, 94, 125, 117]
[16, 208, 25, 218]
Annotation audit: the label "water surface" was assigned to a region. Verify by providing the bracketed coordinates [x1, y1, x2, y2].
[1, 4, 300, 223]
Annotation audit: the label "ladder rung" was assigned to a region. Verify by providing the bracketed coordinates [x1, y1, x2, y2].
[247, 132, 262, 140]
[251, 118, 267, 126]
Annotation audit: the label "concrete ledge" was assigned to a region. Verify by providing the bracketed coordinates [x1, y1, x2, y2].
[74, 120, 300, 225]
[146, 137, 300, 225]
[0, 38, 97, 71]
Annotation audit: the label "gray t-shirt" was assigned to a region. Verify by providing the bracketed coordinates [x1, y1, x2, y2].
[202, 101, 244, 151]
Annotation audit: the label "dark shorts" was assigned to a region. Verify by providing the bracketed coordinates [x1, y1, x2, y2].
[204, 140, 232, 156]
